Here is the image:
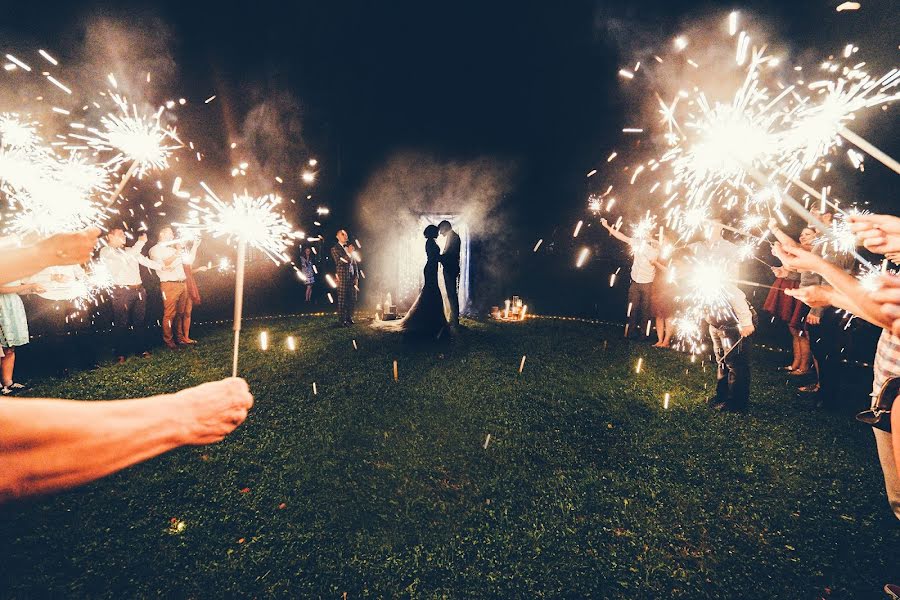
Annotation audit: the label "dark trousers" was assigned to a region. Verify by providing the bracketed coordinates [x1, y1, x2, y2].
[443, 269, 460, 325]
[710, 324, 752, 409]
[807, 309, 845, 409]
[626, 281, 653, 337]
[32, 297, 95, 375]
[110, 286, 147, 357]
[337, 283, 356, 324]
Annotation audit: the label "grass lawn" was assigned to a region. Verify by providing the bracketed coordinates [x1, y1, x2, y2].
[1, 315, 898, 598]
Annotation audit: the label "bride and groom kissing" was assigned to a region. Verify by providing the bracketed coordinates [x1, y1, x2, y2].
[375, 220, 461, 337]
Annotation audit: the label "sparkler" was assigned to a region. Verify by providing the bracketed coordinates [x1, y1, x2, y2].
[182, 183, 300, 376]
[72, 93, 182, 202]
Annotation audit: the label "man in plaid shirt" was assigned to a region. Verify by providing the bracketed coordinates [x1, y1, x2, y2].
[331, 229, 359, 326]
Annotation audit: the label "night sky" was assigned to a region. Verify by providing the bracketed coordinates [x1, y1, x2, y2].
[2, 0, 898, 243]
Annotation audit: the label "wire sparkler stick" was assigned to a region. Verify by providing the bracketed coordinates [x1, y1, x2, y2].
[745, 165, 874, 269]
[232, 238, 247, 377]
[784, 175, 844, 214]
[104, 161, 139, 205]
[839, 127, 900, 176]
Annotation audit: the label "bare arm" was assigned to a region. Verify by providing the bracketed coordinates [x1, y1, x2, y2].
[0, 229, 99, 286]
[0, 378, 253, 503]
[601, 218, 632, 244]
[0, 282, 39, 295]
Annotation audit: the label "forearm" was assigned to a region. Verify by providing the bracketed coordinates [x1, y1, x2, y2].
[0, 395, 185, 502]
[818, 263, 892, 328]
[608, 228, 631, 244]
[1, 245, 52, 286]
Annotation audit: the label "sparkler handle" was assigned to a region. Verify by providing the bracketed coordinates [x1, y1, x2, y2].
[231, 239, 247, 377]
[104, 161, 140, 205]
[839, 127, 900, 177]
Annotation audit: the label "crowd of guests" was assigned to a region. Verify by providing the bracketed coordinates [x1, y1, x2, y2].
[605, 210, 899, 535]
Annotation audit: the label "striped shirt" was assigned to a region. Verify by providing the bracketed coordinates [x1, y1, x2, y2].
[872, 329, 900, 408]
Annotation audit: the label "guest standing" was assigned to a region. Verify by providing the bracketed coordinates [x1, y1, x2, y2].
[299, 246, 316, 303]
[601, 218, 659, 338]
[0, 280, 43, 394]
[99, 229, 160, 363]
[650, 255, 677, 347]
[178, 238, 205, 345]
[707, 285, 757, 412]
[763, 227, 814, 375]
[331, 230, 360, 326]
[438, 220, 462, 328]
[149, 227, 188, 349]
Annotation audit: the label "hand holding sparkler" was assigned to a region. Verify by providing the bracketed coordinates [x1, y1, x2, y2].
[738, 324, 755, 338]
[767, 219, 799, 249]
[772, 242, 829, 274]
[38, 228, 101, 265]
[848, 213, 900, 255]
[784, 285, 836, 308]
[870, 277, 900, 337]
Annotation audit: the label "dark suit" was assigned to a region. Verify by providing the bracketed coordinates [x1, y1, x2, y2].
[331, 243, 358, 324]
[439, 230, 461, 325]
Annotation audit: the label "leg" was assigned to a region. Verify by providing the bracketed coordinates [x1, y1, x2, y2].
[1, 347, 15, 386]
[132, 287, 148, 355]
[726, 333, 752, 410]
[160, 283, 179, 346]
[445, 271, 460, 325]
[638, 284, 652, 337]
[305, 285, 312, 303]
[174, 287, 189, 343]
[654, 317, 665, 345]
[709, 325, 729, 405]
[346, 283, 357, 323]
[661, 317, 674, 346]
[180, 294, 194, 342]
[814, 311, 844, 409]
[874, 428, 900, 520]
[626, 282, 641, 337]
[336, 284, 346, 324]
[110, 288, 131, 359]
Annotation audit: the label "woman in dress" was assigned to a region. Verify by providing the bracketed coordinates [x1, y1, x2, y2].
[372, 225, 447, 338]
[300, 246, 315, 303]
[764, 227, 814, 375]
[650, 256, 677, 347]
[179, 238, 209, 345]
[0, 280, 44, 394]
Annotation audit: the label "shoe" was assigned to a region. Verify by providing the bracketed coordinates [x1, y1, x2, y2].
[117, 356, 126, 364]
[710, 401, 728, 411]
[788, 369, 810, 376]
[1, 386, 10, 396]
[798, 383, 820, 393]
[181, 338, 198, 345]
[165, 342, 178, 350]
[7, 382, 26, 390]
[141, 351, 152, 358]
[778, 365, 795, 371]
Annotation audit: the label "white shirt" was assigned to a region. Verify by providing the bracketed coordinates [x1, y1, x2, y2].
[149, 243, 185, 282]
[30, 265, 86, 301]
[100, 240, 160, 286]
[629, 240, 658, 284]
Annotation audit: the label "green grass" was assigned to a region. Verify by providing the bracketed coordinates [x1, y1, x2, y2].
[1, 315, 898, 598]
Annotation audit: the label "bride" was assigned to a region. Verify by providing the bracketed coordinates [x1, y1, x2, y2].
[373, 224, 448, 337]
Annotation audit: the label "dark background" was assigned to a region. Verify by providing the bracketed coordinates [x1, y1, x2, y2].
[1, 0, 897, 374]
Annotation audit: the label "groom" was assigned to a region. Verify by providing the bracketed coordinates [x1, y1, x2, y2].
[438, 220, 461, 328]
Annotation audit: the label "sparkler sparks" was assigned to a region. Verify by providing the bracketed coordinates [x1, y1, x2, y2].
[186, 185, 300, 263]
[76, 94, 182, 178]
